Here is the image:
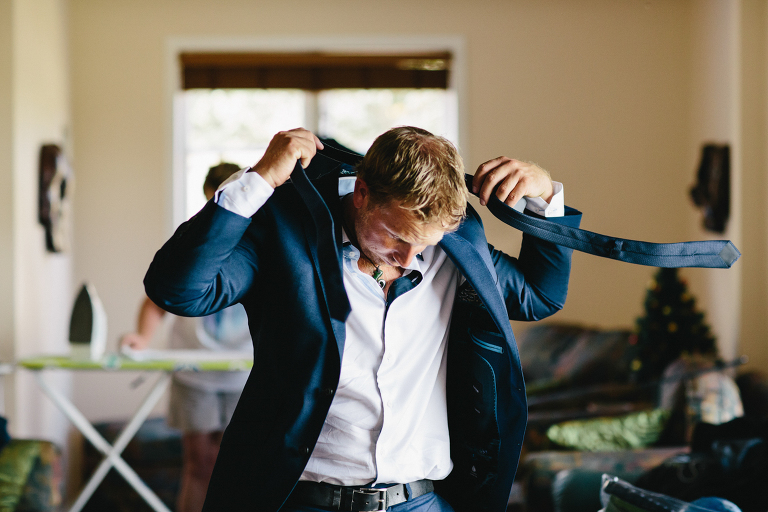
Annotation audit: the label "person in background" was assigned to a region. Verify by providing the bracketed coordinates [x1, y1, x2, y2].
[121, 163, 251, 512]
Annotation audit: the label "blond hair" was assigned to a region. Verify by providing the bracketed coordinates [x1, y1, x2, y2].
[356, 126, 468, 230]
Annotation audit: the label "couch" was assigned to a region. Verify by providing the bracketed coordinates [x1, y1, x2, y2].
[511, 322, 703, 512]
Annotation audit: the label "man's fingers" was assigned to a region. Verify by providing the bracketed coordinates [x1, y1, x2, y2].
[503, 183, 525, 207]
[298, 133, 322, 169]
[313, 133, 325, 151]
[284, 129, 318, 161]
[254, 128, 321, 188]
[476, 159, 522, 205]
[476, 166, 506, 205]
[473, 157, 554, 207]
[496, 174, 523, 205]
[473, 157, 509, 193]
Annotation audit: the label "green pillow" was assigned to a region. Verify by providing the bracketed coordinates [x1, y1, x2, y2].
[546, 409, 670, 451]
[0, 440, 43, 512]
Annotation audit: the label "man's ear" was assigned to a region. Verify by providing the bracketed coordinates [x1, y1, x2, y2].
[353, 178, 369, 209]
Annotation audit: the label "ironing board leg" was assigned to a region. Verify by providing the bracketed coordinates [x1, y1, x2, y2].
[33, 371, 173, 512]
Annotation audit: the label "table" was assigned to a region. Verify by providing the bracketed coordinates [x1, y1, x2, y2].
[18, 352, 253, 512]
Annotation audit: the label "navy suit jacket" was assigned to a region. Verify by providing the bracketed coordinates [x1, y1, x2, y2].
[144, 168, 582, 511]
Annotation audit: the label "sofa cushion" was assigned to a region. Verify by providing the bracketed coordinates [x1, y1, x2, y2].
[0, 440, 61, 512]
[546, 409, 670, 452]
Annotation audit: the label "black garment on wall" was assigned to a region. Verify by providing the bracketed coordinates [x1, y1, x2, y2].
[690, 144, 730, 234]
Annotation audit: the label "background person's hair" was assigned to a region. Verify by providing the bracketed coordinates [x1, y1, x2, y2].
[204, 162, 242, 193]
[357, 126, 468, 230]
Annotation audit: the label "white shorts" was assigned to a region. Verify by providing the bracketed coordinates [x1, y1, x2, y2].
[167, 379, 242, 433]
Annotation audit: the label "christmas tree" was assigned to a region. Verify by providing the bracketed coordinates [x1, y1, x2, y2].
[629, 267, 717, 382]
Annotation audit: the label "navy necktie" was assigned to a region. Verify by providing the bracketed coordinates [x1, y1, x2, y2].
[480, 182, 740, 269]
[292, 144, 739, 281]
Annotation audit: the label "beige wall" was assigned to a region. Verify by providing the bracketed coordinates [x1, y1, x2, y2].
[737, 0, 768, 371]
[682, 0, 768, 370]
[1, 2, 15, 374]
[1, 0, 72, 444]
[684, 1, 742, 365]
[66, 0, 766, 420]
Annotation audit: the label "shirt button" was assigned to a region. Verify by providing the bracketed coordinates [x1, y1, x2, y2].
[300, 446, 311, 456]
[242, 185, 250, 192]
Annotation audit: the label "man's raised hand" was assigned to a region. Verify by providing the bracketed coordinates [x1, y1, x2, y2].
[472, 157, 554, 207]
[251, 128, 324, 189]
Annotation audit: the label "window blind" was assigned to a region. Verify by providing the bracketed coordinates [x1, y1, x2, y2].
[180, 52, 451, 90]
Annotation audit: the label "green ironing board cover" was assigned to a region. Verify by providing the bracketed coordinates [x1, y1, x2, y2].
[18, 355, 253, 372]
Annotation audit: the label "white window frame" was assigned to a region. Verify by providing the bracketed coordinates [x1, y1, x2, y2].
[164, 36, 468, 233]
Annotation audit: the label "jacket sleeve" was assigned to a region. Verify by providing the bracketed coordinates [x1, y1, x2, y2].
[490, 206, 583, 321]
[143, 200, 266, 317]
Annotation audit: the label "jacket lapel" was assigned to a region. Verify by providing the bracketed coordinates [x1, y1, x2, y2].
[296, 170, 348, 359]
[440, 205, 513, 339]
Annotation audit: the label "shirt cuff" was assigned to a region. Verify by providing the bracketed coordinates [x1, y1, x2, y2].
[519, 181, 564, 217]
[215, 168, 275, 218]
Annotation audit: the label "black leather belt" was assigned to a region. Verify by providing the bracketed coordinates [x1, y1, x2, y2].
[287, 479, 434, 511]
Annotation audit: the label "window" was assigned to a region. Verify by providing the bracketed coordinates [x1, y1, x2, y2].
[177, 52, 458, 219]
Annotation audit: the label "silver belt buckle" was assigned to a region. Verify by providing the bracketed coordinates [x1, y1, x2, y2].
[350, 487, 387, 511]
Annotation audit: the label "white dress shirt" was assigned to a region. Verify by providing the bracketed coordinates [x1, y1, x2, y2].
[215, 168, 564, 485]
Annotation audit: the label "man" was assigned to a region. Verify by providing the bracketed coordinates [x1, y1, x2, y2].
[144, 127, 582, 511]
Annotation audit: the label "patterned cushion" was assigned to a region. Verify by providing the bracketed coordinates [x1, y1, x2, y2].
[16, 442, 61, 512]
[0, 440, 61, 512]
[659, 356, 744, 443]
[688, 372, 744, 425]
[518, 324, 585, 383]
[517, 323, 634, 393]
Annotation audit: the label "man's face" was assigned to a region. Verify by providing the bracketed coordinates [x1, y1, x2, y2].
[354, 197, 448, 269]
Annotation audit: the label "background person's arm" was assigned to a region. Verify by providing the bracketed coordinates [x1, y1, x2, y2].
[120, 296, 166, 350]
